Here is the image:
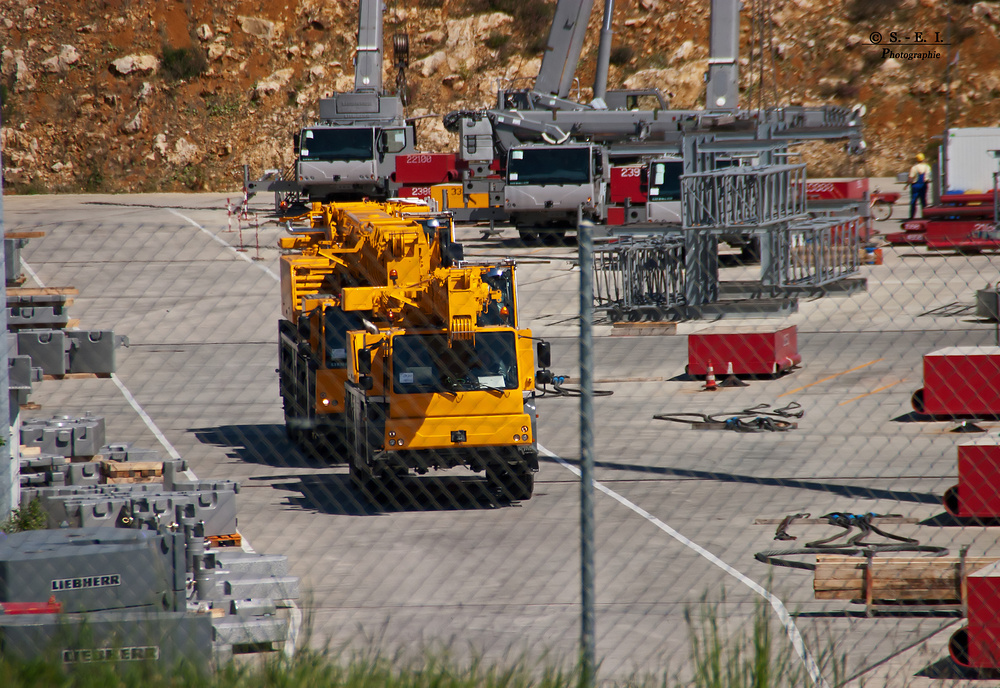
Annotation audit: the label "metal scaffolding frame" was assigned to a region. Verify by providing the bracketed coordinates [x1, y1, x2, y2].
[763, 217, 861, 288]
[592, 237, 686, 320]
[681, 164, 807, 230]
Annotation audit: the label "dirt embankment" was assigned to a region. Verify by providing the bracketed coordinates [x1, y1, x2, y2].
[1, 0, 998, 194]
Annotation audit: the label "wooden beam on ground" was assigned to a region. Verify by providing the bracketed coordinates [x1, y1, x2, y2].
[7, 287, 79, 297]
[814, 554, 996, 603]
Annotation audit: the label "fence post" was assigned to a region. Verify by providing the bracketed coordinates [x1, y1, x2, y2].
[578, 211, 596, 687]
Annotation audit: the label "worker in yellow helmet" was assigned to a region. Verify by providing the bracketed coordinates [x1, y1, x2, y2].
[906, 152, 932, 219]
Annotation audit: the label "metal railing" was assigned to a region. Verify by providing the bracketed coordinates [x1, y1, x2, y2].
[592, 237, 685, 319]
[681, 164, 807, 229]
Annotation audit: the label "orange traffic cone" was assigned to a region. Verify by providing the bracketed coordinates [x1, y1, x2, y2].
[704, 362, 718, 391]
[720, 361, 749, 388]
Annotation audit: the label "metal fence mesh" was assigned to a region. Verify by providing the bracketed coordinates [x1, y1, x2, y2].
[5, 190, 1000, 685]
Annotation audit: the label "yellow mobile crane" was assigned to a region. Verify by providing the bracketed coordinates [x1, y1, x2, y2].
[278, 199, 546, 502]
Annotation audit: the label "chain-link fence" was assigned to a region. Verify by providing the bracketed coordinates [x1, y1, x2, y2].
[4, 184, 1000, 685]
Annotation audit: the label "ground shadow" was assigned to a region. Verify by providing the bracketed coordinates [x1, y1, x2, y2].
[919, 512, 1000, 528]
[189, 423, 321, 470]
[916, 656, 1000, 680]
[487, 235, 578, 250]
[192, 423, 516, 515]
[260, 471, 510, 516]
[668, 370, 793, 383]
[545, 456, 942, 504]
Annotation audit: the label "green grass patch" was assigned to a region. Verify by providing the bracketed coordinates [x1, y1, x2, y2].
[0, 497, 46, 533]
[161, 45, 207, 81]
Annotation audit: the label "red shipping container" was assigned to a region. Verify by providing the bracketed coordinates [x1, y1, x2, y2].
[914, 347, 1000, 416]
[945, 439, 1000, 518]
[393, 154, 458, 184]
[687, 326, 800, 377]
[609, 166, 647, 204]
[805, 178, 869, 201]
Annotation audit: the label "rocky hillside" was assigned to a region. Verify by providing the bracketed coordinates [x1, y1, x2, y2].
[1, 0, 998, 194]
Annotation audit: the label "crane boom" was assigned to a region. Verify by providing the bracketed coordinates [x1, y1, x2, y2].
[534, 0, 596, 99]
[706, 0, 740, 110]
[354, 0, 385, 93]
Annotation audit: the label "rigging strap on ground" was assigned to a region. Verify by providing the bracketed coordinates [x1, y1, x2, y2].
[755, 512, 949, 570]
[536, 375, 614, 398]
[652, 402, 804, 431]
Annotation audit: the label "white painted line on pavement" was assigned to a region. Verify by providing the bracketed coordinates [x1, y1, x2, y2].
[111, 373, 182, 460]
[169, 209, 280, 282]
[540, 444, 830, 688]
[20, 258, 45, 287]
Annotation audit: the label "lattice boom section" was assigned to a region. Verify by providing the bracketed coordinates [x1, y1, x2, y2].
[770, 217, 861, 287]
[592, 237, 685, 318]
[681, 164, 807, 229]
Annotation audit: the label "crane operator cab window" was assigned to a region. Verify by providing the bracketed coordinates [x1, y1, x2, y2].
[392, 332, 518, 394]
[648, 160, 683, 202]
[324, 307, 363, 368]
[378, 128, 408, 155]
[299, 127, 375, 162]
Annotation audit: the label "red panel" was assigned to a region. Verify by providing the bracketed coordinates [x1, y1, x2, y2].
[395, 185, 433, 200]
[965, 626, 1000, 668]
[609, 166, 647, 204]
[941, 192, 996, 205]
[955, 441, 1000, 517]
[969, 571, 1000, 631]
[393, 154, 457, 184]
[925, 220, 1000, 249]
[805, 178, 868, 200]
[1, 599, 62, 615]
[884, 231, 927, 245]
[687, 326, 800, 376]
[923, 205, 995, 219]
[923, 348, 1000, 415]
[606, 207, 625, 226]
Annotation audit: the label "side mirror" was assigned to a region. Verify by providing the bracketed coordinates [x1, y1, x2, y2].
[292, 133, 300, 155]
[357, 348, 372, 375]
[358, 374, 374, 391]
[536, 341, 551, 369]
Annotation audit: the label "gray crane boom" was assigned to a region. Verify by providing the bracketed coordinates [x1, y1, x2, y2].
[592, 0, 615, 103]
[354, 0, 385, 93]
[706, 0, 740, 110]
[534, 0, 596, 99]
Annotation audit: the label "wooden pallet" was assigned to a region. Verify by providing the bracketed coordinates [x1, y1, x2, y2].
[101, 460, 163, 483]
[6, 287, 78, 297]
[42, 372, 111, 380]
[207, 533, 243, 548]
[814, 552, 996, 612]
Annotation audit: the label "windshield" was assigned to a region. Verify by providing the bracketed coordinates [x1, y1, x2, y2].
[648, 161, 682, 201]
[324, 307, 364, 368]
[300, 127, 375, 162]
[392, 332, 518, 394]
[507, 147, 591, 186]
